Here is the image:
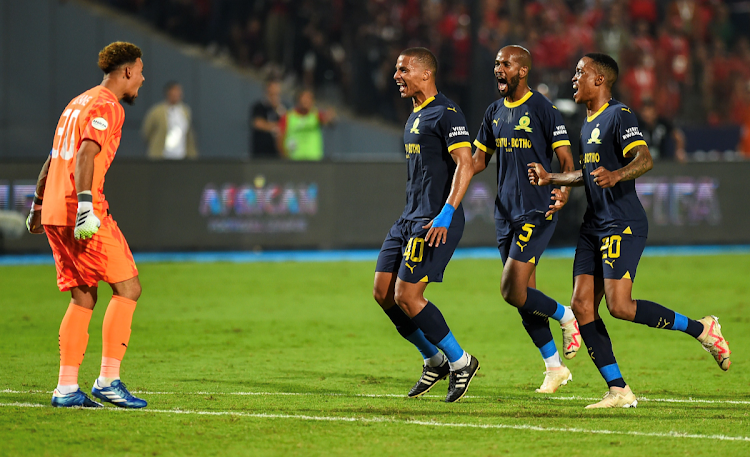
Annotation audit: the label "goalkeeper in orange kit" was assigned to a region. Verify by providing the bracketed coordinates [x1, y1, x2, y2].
[27, 42, 148, 408]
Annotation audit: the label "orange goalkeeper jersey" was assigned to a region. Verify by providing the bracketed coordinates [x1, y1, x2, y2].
[42, 86, 125, 226]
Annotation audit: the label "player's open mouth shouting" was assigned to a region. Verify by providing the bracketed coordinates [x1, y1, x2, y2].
[397, 81, 406, 95]
[497, 76, 508, 94]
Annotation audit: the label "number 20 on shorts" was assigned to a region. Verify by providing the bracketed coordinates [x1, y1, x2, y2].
[600, 235, 621, 259]
[403, 237, 425, 263]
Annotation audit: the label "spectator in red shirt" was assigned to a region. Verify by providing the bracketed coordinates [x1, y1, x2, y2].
[629, 0, 658, 24]
[657, 18, 691, 85]
[622, 53, 658, 112]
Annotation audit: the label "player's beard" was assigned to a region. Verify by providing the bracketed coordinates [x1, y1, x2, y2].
[122, 94, 137, 105]
[499, 73, 521, 97]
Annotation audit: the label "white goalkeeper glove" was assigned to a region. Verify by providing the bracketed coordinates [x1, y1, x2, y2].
[26, 193, 44, 234]
[74, 192, 100, 240]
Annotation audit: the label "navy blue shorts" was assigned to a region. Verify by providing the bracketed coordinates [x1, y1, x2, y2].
[573, 229, 647, 281]
[375, 212, 465, 284]
[496, 213, 556, 265]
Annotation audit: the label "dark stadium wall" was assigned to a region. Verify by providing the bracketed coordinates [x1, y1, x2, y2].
[2, 161, 748, 253]
[0, 0, 401, 161]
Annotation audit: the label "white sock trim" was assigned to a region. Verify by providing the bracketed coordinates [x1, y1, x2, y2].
[543, 352, 563, 368]
[425, 352, 447, 368]
[56, 384, 79, 395]
[560, 306, 575, 325]
[448, 351, 470, 371]
[96, 376, 119, 387]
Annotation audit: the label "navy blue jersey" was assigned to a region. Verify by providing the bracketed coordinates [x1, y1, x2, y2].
[579, 99, 648, 235]
[473, 91, 571, 222]
[401, 93, 471, 221]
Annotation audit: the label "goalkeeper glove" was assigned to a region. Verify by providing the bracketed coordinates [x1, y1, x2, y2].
[74, 192, 100, 240]
[26, 193, 44, 234]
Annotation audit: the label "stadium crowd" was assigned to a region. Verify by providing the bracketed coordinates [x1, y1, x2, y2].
[100, 0, 750, 150]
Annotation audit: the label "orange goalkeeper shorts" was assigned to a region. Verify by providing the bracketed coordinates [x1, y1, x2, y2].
[45, 215, 138, 291]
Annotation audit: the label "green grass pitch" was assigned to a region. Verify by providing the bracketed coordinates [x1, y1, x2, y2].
[1, 254, 748, 456]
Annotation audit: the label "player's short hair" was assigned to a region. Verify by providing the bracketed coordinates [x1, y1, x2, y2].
[163, 80, 180, 94]
[585, 53, 619, 87]
[98, 42, 142, 75]
[400, 47, 438, 76]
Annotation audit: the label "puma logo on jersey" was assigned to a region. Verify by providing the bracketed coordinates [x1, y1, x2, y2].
[405, 263, 415, 274]
[493, 118, 500, 126]
[447, 107, 457, 112]
[605, 259, 615, 268]
[516, 241, 527, 252]
[621, 107, 631, 113]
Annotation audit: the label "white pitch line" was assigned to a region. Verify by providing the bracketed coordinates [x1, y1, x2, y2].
[3, 389, 749, 405]
[1, 401, 748, 442]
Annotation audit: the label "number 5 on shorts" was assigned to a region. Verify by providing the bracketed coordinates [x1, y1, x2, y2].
[518, 223, 535, 242]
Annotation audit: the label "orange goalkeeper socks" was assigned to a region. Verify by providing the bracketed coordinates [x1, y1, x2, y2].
[58, 303, 93, 387]
[100, 295, 137, 378]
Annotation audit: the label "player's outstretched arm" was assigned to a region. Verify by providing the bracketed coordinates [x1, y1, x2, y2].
[527, 162, 583, 187]
[26, 155, 51, 234]
[590, 144, 653, 188]
[424, 145, 474, 247]
[74, 140, 102, 240]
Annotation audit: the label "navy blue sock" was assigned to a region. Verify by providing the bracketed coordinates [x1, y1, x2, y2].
[578, 320, 626, 389]
[522, 288, 564, 320]
[518, 308, 556, 357]
[634, 300, 703, 338]
[384, 305, 439, 359]
[411, 301, 464, 363]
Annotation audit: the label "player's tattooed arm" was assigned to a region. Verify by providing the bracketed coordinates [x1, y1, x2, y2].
[590, 144, 653, 188]
[617, 144, 653, 181]
[527, 162, 584, 187]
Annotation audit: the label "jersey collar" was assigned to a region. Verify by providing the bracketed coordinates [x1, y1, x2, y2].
[413, 96, 436, 113]
[503, 90, 533, 108]
[587, 102, 610, 122]
[99, 85, 118, 102]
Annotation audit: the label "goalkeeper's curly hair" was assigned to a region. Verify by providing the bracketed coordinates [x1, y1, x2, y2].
[97, 42, 142, 75]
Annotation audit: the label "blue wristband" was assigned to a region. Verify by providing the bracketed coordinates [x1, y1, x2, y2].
[432, 203, 455, 228]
